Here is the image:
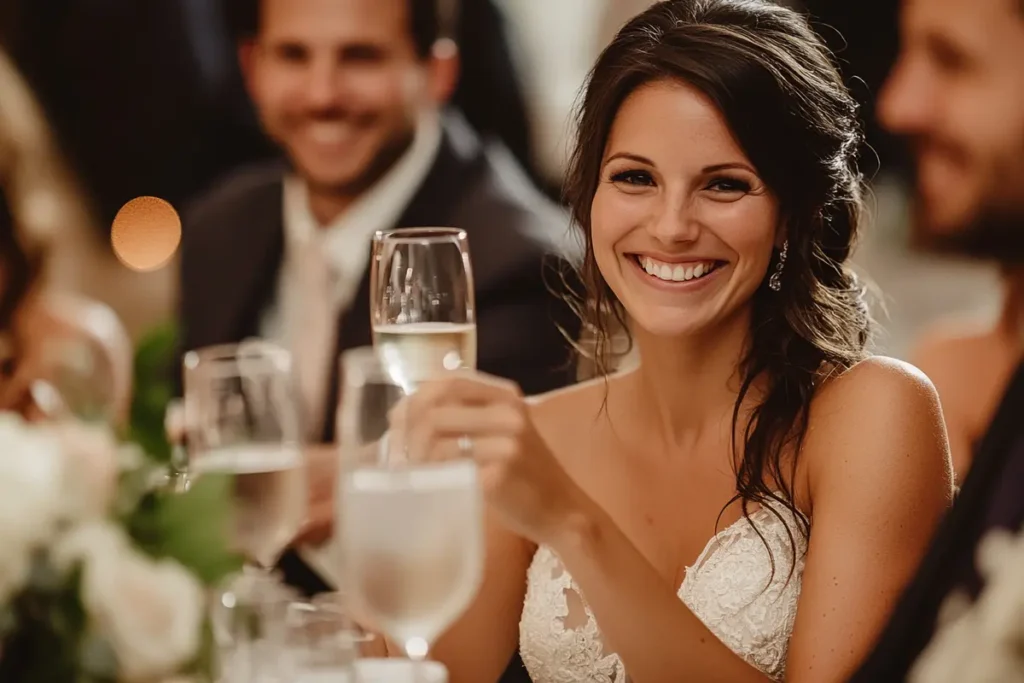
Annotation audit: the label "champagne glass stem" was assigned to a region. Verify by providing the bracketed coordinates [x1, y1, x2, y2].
[243, 561, 276, 587]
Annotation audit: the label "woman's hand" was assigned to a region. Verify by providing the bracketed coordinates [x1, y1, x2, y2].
[393, 372, 586, 545]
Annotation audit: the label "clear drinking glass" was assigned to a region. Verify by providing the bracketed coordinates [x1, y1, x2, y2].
[183, 341, 307, 571]
[334, 347, 484, 666]
[211, 570, 298, 683]
[370, 227, 477, 394]
[354, 659, 449, 683]
[284, 598, 357, 679]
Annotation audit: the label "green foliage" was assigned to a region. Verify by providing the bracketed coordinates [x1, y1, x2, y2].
[126, 322, 179, 464]
[126, 473, 243, 586]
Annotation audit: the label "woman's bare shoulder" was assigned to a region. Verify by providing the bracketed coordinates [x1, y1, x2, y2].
[811, 355, 944, 436]
[804, 356, 953, 504]
[527, 373, 624, 428]
[524, 371, 637, 473]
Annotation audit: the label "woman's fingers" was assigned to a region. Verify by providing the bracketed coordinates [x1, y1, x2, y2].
[400, 404, 521, 462]
[413, 434, 516, 463]
[400, 374, 521, 424]
[418, 404, 522, 435]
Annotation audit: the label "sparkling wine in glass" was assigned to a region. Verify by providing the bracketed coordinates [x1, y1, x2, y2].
[184, 341, 307, 570]
[334, 348, 483, 664]
[370, 228, 477, 393]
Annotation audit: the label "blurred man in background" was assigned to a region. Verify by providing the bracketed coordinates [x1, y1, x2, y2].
[896, 0, 1024, 484]
[177, 0, 577, 629]
[850, 0, 1024, 678]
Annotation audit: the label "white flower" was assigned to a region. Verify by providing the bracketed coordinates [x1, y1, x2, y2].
[56, 522, 205, 683]
[911, 527, 1024, 683]
[0, 412, 66, 601]
[54, 420, 120, 519]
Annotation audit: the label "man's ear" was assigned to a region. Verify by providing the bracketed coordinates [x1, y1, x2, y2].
[426, 38, 460, 105]
[238, 39, 258, 99]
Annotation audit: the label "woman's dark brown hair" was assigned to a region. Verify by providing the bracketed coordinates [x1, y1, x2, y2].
[566, 0, 871, 563]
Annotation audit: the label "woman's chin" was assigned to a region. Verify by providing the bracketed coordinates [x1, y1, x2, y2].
[627, 301, 751, 343]
[631, 316, 714, 341]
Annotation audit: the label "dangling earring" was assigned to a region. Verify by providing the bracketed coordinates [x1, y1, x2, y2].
[768, 240, 788, 292]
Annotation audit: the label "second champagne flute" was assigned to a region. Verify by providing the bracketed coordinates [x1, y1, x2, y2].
[370, 227, 476, 393]
[183, 341, 307, 573]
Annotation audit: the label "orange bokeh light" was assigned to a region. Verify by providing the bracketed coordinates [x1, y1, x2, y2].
[110, 196, 182, 271]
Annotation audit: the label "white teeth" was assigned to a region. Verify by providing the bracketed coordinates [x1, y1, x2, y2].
[307, 122, 352, 145]
[638, 256, 717, 283]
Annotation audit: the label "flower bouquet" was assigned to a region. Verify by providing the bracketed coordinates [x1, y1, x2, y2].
[0, 408, 241, 682]
[911, 527, 1024, 683]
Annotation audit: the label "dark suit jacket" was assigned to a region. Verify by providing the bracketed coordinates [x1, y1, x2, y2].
[179, 114, 575, 683]
[179, 114, 578, 413]
[849, 360, 1024, 681]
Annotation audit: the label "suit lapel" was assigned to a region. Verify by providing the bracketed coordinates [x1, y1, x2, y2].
[192, 176, 285, 347]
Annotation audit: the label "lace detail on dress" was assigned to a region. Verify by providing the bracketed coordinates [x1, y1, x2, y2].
[520, 545, 627, 682]
[519, 501, 807, 682]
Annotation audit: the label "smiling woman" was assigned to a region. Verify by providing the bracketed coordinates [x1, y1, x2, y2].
[390, 1, 953, 683]
[591, 80, 785, 340]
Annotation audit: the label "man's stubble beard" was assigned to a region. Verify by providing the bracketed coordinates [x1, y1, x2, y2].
[915, 139, 1024, 264]
[919, 208, 1024, 264]
[299, 123, 417, 202]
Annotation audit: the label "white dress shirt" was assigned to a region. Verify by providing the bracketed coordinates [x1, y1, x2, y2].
[273, 114, 441, 588]
[260, 112, 442, 436]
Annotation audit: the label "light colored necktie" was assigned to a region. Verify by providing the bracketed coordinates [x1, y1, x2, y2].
[292, 238, 338, 441]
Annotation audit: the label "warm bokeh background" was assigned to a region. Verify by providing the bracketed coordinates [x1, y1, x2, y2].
[0, 0, 999, 355]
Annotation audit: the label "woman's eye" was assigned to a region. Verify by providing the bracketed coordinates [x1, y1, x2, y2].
[707, 177, 752, 193]
[610, 170, 655, 187]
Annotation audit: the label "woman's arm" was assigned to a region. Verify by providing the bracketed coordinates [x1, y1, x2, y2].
[784, 357, 953, 681]
[548, 357, 953, 683]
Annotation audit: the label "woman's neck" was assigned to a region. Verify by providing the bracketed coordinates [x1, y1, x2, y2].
[622, 306, 756, 451]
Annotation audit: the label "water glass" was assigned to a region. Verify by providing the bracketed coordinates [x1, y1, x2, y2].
[354, 659, 448, 683]
[284, 598, 357, 677]
[334, 348, 484, 663]
[211, 570, 297, 683]
[183, 340, 306, 570]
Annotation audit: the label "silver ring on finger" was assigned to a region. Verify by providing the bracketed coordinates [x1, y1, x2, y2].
[458, 434, 473, 457]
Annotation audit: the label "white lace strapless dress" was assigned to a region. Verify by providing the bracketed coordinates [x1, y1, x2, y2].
[519, 502, 807, 682]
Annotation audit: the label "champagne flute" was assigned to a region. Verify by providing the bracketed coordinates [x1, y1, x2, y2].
[183, 341, 306, 572]
[370, 227, 476, 394]
[335, 347, 483, 670]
